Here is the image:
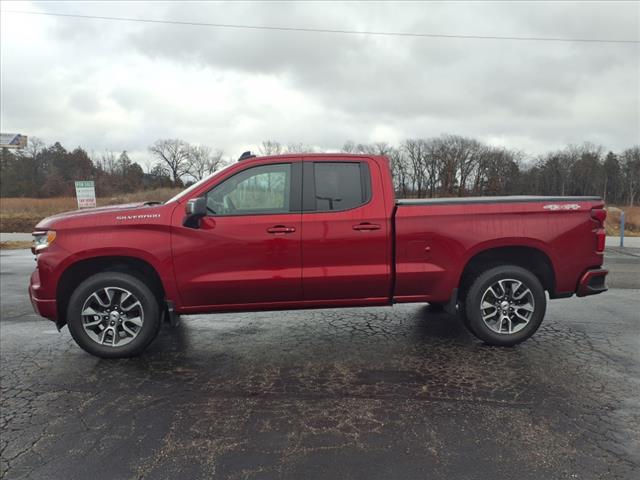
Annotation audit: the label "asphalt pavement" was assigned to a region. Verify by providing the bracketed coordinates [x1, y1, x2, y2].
[1, 249, 639, 479]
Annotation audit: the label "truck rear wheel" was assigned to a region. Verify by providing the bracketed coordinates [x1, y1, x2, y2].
[463, 265, 546, 346]
[67, 272, 161, 358]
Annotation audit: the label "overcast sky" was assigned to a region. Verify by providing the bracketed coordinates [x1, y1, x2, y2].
[1, 0, 638, 165]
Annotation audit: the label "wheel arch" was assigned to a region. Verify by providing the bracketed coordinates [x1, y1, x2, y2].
[458, 245, 556, 300]
[56, 256, 166, 328]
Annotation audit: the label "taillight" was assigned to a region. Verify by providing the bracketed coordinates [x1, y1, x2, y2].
[591, 208, 606, 253]
[596, 229, 605, 253]
[591, 208, 607, 226]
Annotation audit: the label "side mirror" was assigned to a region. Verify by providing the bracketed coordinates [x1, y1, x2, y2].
[183, 197, 207, 228]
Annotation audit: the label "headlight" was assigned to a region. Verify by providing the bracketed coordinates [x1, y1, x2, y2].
[32, 230, 56, 253]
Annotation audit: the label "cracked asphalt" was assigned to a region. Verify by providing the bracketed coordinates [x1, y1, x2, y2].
[1, 249, 639, 479]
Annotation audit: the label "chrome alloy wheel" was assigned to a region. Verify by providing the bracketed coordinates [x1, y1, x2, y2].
[479, 279, 535, 335]
[81, 287, 144, 347]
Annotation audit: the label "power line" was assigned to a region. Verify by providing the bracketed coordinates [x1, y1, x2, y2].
[3, 9, 639, 45]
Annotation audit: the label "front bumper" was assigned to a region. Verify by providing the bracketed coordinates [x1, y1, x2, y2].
[29, 269, 58, 321]
[576, 268, 608, 297]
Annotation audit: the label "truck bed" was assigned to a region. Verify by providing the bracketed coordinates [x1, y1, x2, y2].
[392, 195, 605, 303]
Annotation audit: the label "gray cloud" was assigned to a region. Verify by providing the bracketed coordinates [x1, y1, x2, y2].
[1, 0, 638, 163]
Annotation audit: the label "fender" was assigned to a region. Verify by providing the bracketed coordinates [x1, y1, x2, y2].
[454, 237, 557, 290]
[55, 246, 180, 304]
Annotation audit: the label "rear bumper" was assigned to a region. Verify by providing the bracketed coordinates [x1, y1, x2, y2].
[29, 269, 58, 321]
[576, 268, 608, 297]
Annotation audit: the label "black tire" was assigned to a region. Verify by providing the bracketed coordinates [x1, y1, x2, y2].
[67, 272, 161, 358]
[463, 265, 546, 346]
[457, 306, 473, 332]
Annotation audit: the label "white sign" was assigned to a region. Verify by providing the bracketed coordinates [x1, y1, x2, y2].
[0, 133, 28, 148]
[75, 181, 96, 208]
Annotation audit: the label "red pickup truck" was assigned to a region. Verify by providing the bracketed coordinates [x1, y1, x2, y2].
[29, 153, 608, 358]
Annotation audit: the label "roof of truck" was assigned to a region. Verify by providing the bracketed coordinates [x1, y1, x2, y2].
[242, 152, 387, 162]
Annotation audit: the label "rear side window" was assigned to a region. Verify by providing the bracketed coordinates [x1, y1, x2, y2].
[313, 162, 371, 212]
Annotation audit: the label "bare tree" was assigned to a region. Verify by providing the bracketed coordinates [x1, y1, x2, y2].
[568, 143, 604, 196]
[602, 152, 620, 203]
[14, 137, 47, 196]
[621, 146, 640, 206]
[431, 135, 478, 196]
[186, 145, 225, 181]
[370, 142, 393, 157]
[286, 142, 315, 153]
[148, 139, 190, 184]
[456, 137, 483, 196]
[19, 136, 45, 160]
[476, 147, 520, 195]
[342, 140, 357, 153]
[558, 145, 581, 196]
[422, 140, 440, 197]
[341, 141, 372, 154]
[259, 140, 283, 156]
[388, 147, 410, 196]
[97, 150, 117, 174]
[403, 139, 428, 197]
[433, 138, 456, 196]
[141, 156, 156, 174]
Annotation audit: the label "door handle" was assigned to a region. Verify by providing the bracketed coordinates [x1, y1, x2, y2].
[352, 222, 381, 231]
[266, 225, 296, 234]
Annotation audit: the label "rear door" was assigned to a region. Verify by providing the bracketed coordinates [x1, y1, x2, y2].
[301, 158, 391, 301]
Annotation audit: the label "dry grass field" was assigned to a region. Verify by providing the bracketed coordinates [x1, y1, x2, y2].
[0, 241, 32, 249]
[605, 206, 640, 237]
[0, 188, 180, 232]
[1, 191, 638, 236]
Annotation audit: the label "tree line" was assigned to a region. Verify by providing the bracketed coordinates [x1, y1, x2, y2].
[259, 137, 639, 206]
[1, 136, 638, 205]
[0, 138, 221, 198]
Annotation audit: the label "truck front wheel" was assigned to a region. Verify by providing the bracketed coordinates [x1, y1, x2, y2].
[67, 272, 162, 358]
[463, 265, 546, 346]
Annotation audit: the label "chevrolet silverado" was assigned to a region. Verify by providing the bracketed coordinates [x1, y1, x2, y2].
[29, 153, 608, 357]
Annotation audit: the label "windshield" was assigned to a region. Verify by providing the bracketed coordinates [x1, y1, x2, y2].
[165, 163, 234, 204]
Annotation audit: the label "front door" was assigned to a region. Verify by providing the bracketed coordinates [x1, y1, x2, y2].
[172, 161, 302, 307]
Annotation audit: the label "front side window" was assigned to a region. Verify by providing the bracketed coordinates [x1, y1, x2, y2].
[206, 163, 291, 215]
[313, 162, 370, 212]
